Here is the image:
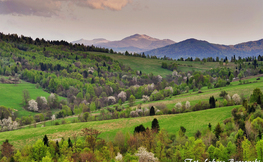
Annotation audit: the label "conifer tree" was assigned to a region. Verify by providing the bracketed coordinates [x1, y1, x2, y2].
[151, 118, 160, 132]
[150, 106, 155, 116]
[43, 135, 49, 147]
[208, 123, 212, 131]
[209, 96, 216, 108]
[68, 138, 73, 148]
[214, 123, 222, 139]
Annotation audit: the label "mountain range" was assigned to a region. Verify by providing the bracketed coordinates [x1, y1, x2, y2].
[72, 34, 175, 53]
[144, 38, 263, 59]
[73, 34, 263, 59]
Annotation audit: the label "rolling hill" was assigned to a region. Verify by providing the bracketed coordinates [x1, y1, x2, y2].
[144, 38, 263, 59]
[72, 34, 175, 53]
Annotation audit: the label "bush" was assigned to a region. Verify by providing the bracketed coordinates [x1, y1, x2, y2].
[232, 94, 241, 105]
[55, 121, 60, 125]
[156, 111, 163, 115]
[61, 120, 67, 124]
[192, 101, 210, 111]
[175, 102, 182, 110]
[185, 101, 190, 110]
[219, 91, 228, 98]
[35, 83, 41, 89]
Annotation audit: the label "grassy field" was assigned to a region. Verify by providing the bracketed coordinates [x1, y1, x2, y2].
[91, 52, 237, 77]
[131, 76, 263, 110]
[0, 105, 235, 149]
[0, 79, 65, 117]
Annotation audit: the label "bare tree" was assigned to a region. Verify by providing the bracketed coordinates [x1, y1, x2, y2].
[22, 89, 30, 106]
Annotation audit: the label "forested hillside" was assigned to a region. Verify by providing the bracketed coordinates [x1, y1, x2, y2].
[2, 33, 263, 162]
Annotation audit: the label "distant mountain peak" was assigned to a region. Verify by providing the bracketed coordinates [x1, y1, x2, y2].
[72, 34, 175, 53]
[122, 34, 161, 42]
[145, 38, 263, 59]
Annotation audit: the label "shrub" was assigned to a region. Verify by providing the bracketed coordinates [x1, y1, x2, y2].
[142, 95, 150, 102]
[28, 99, 38, 112]
[185, 101, 190, 110]
[155, 109, 163, 115]
[232, 94, 241, 105]
[130, 111, 139, 117]
[175, 102, 182, 110]
[219, 91, 228, 98]
[108, 96, 116, 105]
[135, 147, 158, 162]
[35, 83, 41, 89]
[223, 99, 228, 106]
[225, 94, 231, 101]
[118, 91, 127, 103]
[61, 120, 67, 124]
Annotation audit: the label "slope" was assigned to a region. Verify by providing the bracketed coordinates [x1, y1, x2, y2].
[0, 79, 65, 117]
[145, 38, 263, 59]
[1, 106, 234, 148]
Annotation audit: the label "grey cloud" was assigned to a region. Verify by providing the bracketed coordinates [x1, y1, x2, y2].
[0, 0, 132, 17]
[0, 0, 61, 17]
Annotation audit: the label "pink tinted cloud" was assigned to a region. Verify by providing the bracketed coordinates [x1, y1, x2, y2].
[0, 0, 62, 17]
[0, 0, 132, 17]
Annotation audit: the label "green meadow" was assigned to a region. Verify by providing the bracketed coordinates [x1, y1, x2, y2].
[132, 76, 263, 110]
[0, 105, 235, 149]
[0, 79, 65, 117]
[91, 52, 238, 77]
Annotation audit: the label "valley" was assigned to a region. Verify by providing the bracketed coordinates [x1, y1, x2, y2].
[0, 32, 263, 161]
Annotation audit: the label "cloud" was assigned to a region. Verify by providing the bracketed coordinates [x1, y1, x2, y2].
[0, 0, 132, 17]
[0, 0, 62, 17]
[74, 0, 132, 11]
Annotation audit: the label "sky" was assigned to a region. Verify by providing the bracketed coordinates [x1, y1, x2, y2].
[0, 0, 263, 45]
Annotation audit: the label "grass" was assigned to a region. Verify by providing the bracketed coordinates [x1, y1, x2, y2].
[0, 105, 235, 149]
[0, 79, 65, 117]
[91, 52, 237, 77]
[133, 76, 263, 110]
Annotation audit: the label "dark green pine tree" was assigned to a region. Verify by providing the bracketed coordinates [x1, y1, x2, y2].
[214, 123, 223, 139]
[208, 123, 212, 131]
[91, 78, 95, 84]
[98, 67, 100, 76]
[43, 135, 49, 147]
[68, 138, 73, 148]
[258, 95, 262, 105]
[259, 130, 262, 140]
[209, 96, 216, 108]
[55, 141, 60, 155]
[134, 124, 146, 133]
[151, 118, 160, 132]
[10, 157, 15, 162]
[1, 111, 4, 120]
[150, 106, 155, 116]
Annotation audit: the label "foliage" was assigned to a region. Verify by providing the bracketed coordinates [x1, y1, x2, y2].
[219, 90, 228, 98]
[209, 96, 216, 108]
[134, 124, 146, 134]
[151, 118, 160, 132]
[135, 147, 158, 162]
[232, 94, 241, 105]
[150, 106, 155, 116]
[28, 99, 38, 112]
